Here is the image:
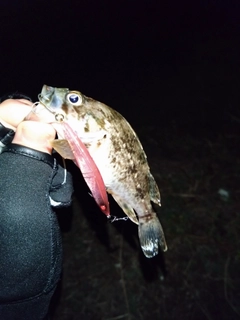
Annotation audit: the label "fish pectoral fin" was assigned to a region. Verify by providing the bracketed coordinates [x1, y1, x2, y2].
[51, 139, 75, 160]
[149, 173, 161, 206]
[79, 130, 108, 144]
[110, 193, 139, 225]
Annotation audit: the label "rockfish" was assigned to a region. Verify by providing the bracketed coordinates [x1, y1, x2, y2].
[38, 85, 167, 258]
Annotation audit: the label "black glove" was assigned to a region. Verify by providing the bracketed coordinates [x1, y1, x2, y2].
[0, 122, 15, 152]
[0, 122, 73, 208]
[0, 125, 73, 319]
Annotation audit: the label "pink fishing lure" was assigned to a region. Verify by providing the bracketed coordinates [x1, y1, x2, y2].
[61, 122, 110, 217]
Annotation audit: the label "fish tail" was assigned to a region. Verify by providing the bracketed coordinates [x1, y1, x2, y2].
[138, 214, 167, 258]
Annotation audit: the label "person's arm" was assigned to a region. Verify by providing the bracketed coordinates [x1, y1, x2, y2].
[0, 98, 73, 319]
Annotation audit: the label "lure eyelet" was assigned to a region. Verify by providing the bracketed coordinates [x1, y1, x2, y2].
[55, 113, 64, 122]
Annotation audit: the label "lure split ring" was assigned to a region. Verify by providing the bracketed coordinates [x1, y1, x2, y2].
[55, 113, 65, 122]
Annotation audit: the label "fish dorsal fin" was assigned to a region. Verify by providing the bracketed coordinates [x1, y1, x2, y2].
[51, 139, 75, 160]
[149, 173, 161, 206]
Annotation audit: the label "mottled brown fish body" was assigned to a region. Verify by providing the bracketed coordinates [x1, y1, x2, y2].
[39, 85, 167, 258]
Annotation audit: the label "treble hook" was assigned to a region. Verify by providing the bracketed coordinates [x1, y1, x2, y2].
[107, 215, 129, 223]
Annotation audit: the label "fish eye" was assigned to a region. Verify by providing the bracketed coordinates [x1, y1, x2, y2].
[67, 93, 82, 106]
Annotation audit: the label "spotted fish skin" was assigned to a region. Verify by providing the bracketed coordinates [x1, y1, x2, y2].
[39, 85, 167, 258]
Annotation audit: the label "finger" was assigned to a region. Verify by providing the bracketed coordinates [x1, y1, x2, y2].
[0, 99, 33, 129]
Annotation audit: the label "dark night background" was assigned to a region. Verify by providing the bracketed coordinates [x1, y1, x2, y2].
[1, 0, 240, 129]
[1, 1, 240, 319]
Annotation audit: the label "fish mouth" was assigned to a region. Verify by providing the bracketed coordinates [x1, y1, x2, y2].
[38, 85, 55, 105]
[38, 84, 69, 115]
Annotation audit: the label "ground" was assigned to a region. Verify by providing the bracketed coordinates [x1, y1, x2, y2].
[51, 119, 240, 320]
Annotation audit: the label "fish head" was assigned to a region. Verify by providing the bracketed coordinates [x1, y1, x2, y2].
[38, 84, 85, 121]
[37, 84, 92, 138]
[38, 84, 111, 138]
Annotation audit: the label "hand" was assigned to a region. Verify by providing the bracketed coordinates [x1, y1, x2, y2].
[0, 98, 56, 154]
[12, 121, 56, 154]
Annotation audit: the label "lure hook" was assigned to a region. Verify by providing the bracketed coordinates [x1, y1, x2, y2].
[108, 216, 129, 223]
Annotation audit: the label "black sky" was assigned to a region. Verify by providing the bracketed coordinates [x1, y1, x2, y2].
[1, 0, 240, 129]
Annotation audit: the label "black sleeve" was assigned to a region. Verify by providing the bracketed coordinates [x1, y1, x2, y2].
[0, 143, 73, 319]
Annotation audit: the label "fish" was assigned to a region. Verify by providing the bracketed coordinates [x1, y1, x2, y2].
[38, 84, 167, 258]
